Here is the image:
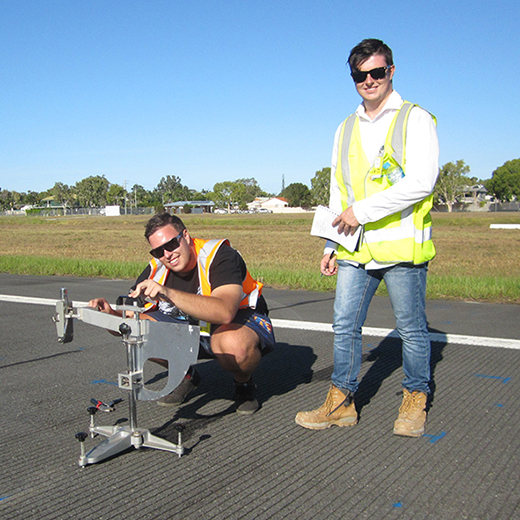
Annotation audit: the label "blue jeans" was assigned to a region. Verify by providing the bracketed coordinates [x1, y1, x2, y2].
[331, 261, 431, 394]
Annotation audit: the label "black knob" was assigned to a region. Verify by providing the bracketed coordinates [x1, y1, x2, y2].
[75, 432, 88, 442]
[173, 424, 185, 433]
[87, 406, 98, 416]
[119, 323, 131, 335]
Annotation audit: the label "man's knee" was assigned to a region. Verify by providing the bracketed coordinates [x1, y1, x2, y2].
[211, 325, 260, 360]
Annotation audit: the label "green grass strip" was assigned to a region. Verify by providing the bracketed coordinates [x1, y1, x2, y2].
[1, 255, 519, 303]
[426, 274, 520, 302]
[0, 255, 142, 280]
[252, 268, 337, 292]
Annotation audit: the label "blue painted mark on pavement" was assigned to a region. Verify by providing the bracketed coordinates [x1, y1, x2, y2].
[393, 502, 403, 508]
[496, 403, 504, 407]
[0, 495, 10, 501]
[475, 374, 511, 384]
[423, 431, 446, 444]
[90, 379, 118, 386]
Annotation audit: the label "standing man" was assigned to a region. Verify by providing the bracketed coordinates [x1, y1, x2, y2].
[89, 213, 275, 415]
[295, 39, 439, 437]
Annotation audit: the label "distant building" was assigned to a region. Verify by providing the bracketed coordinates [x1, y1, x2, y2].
[248, 197, 289, 213]
[105, 205, 121, 216]
[40, 196, 63, 208]
[164, 201, 215, 214]
[460, 184, 491, 204]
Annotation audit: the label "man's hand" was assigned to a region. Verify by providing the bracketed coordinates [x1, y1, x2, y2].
[131, 280, 241, 325]
[129, 279, 171, 303]
[320, 253, 337, 277]
[332, 206, 360, 236]
[88, 298, 123, 335]
[88, 298, 118, 315]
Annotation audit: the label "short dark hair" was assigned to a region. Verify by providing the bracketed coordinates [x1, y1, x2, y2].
[348, 38, 393, 71]
[144, 213, 186, 239]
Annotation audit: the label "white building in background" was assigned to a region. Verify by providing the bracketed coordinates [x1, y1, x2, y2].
[105, 205, 121, 216]
[248, 197, 290, 213]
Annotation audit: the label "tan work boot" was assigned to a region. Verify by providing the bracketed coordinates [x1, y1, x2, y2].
[295, 384, 358, 430]
[393, 389, 427, 437]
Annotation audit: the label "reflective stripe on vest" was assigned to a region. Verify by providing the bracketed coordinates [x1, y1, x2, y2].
[147, 237, 263, 310]
[193, 238, 263, 309]
[335, 101, 436, 265]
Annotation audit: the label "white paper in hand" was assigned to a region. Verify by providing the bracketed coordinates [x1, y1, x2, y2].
[310, 205, 362, 252]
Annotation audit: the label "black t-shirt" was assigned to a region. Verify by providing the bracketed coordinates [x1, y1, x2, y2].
[133, 242, 268, 317]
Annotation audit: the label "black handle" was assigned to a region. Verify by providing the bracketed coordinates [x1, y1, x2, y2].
[116, 296, 147, 307]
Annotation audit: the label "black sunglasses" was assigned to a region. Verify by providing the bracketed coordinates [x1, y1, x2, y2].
[351, 66, 391, 84]
[149, 232, 184, 258]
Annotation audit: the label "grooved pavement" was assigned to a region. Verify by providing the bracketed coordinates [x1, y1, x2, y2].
[0, 274, 519, 519]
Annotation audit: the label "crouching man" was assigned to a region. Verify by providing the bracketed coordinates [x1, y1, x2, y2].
[89, 213, 275, 415]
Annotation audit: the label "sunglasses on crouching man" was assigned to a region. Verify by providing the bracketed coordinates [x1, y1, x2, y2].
[149, 231, 184, 258]
[350, 65, 391, 83]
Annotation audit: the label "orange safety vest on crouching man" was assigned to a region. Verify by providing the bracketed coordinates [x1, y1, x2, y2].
[146, 237, 263, 311]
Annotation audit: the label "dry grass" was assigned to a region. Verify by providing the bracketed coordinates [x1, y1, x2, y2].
[1, 216, 151, 263]
[1, 211, 519, 302]
[0, 214, 325, 270]
[430, 213, 520, 278]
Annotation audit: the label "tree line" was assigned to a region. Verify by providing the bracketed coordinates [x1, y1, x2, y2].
[309, 158, 520, 211]
[0, 175, 267, 212]
[434, 158, 520, 211]
[0, 172, 330, 212]
[1, 157, 519, 212]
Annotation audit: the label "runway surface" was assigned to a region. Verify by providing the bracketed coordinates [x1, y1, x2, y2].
[1, 273, 519, 519]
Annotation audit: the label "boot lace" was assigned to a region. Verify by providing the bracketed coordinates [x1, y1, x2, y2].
[324, 387, 349, 416]
[400, 392, 423, 418]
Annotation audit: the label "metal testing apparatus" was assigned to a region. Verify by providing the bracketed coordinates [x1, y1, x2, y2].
[54, 288, 199, 467]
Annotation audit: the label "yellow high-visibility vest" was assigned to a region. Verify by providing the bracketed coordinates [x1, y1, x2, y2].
[335, 101, 436, 265]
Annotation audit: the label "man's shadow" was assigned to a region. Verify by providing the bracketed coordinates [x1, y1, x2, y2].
[146, 341, 317, 445]
[355, 326, 447, 416]
[255, 341, 318, 401]
[183, 341, 317, 404]
[147, 326, 446, 443]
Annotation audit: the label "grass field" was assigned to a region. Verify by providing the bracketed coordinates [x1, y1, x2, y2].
[1, 211, 519, 303]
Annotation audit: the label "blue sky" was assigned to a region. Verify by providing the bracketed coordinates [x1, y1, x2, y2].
[1, 0, 519, 195]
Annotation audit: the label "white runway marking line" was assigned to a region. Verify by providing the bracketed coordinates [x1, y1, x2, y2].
[0, 294, 87, 307]
[270, 319, 520, 350]
[1, 294, 519, 350]
[490, 224, 520, 229]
